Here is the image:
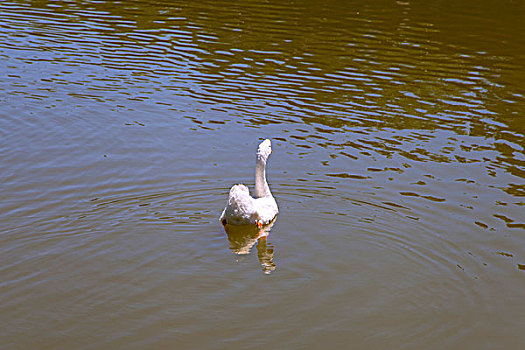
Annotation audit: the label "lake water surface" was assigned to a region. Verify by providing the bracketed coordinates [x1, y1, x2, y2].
[1, 0, 524, 348]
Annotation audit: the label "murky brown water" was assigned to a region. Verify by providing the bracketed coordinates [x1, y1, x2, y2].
[1, 0, 524, 348]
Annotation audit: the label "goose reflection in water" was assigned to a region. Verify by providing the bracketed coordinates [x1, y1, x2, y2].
[223, 218, 276, 274]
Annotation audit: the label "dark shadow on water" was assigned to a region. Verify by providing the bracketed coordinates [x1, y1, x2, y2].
[223, 219, 276, 275]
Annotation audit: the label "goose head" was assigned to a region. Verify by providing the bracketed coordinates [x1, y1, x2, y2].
[257, 139, 273, 161]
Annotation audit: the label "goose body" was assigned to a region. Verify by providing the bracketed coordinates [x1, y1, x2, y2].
[220, 139, 278, 227]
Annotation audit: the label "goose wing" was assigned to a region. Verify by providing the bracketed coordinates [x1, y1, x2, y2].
[220, 184, 257, 225]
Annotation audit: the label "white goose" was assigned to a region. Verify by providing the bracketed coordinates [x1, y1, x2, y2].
[220, 139, 278, 228]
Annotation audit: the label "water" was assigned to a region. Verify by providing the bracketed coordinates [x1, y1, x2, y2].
[1, 0, 524, 348]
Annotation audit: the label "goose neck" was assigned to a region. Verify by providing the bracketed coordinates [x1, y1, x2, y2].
[254, 158, 271, 198]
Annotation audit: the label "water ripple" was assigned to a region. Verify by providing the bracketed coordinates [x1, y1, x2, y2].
[1, 0, 525, 348]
